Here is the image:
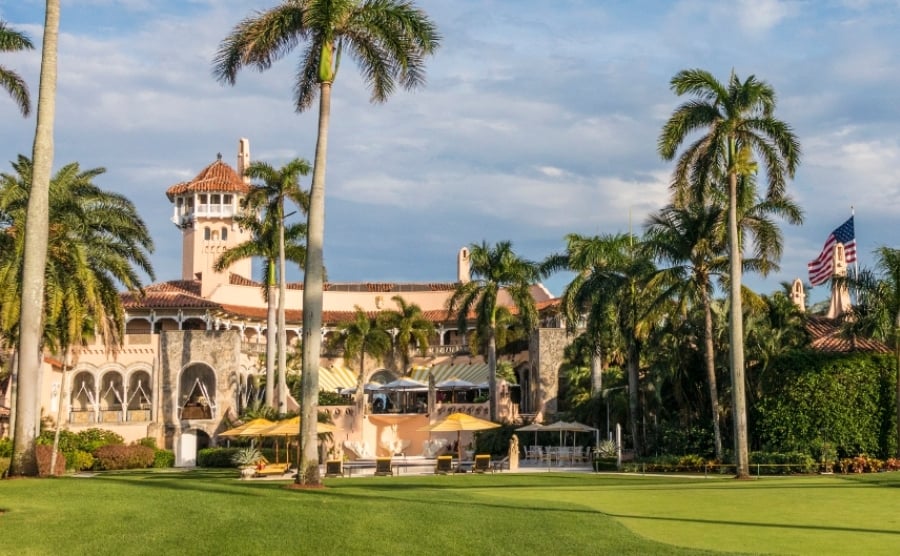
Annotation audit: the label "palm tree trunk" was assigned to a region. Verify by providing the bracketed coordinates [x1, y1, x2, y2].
[626, 341, 642, 456]
[265, 280, 276, 409]
[10, 0, 59, 477]
[590, 347, 603, 396]
[702, 289, 723, 462]
[487, 325, 498, 422]
[277, 202, 288, 414]
[298, 82, 332, 486]
[50, 346, 70, 475]
[356, 352, 366, 415]
[728, 170, 750, 479]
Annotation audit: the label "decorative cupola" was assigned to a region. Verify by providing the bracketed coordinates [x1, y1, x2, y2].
[165, 138, 254, 296]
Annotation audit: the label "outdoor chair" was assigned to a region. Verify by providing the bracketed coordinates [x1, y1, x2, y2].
[491, 455, 510, 473]
[472, 454, 492, 474]
[325, 460, 344, 478]
[434, 455, 453, 475]
[374, 457, 393, 476]
[254, 458, 291, 477]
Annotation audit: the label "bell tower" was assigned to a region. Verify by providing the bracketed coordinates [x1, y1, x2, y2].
[166, 138, 253, 296]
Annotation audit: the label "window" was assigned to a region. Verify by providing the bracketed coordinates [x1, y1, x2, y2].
[204, 227, 211, 240]
[221, 227, 228, 241]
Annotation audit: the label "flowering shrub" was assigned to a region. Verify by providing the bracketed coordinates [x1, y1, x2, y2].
[35, 445, 67, 476]
[93, 445, 155, 470]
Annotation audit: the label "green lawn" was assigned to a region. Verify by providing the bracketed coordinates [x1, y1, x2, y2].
[1, 470, 898, 555]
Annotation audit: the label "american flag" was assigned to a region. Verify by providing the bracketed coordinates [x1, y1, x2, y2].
[807, 216, 857, 286]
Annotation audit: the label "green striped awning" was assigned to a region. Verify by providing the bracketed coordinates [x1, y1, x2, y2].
[317, 366, 358, 393]
[409, 363, 489, 385]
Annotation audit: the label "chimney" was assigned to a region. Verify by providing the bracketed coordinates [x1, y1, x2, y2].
[457, 247, 471, 283]
[237, 138, 250, 183]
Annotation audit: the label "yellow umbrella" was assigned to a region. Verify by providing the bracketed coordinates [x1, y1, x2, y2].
[419, 412, 501, 462]
[219, 417, 275, 438]
[259, 416, 340, 463]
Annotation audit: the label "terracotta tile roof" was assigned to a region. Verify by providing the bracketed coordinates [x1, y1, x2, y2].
[229, 273, 303, 289]
[806, 315, 890, 353]
[123, 280, 220, 310]
[165, 159, 250, 201]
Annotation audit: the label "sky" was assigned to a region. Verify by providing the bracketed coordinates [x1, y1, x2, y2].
[1, 0, 898, 305]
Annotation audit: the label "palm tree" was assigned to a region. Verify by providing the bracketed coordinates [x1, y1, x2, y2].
[448, 241, 540, 422]
[213, 168, 309, 411]
[843, 247, 900, 456]
[10, 1, 60, 477]
[376, 295, 434, 372]
[0, 20, 34, 116]
[332, 306, 391, 414]
[242, 159, 310, 413]
[658, 68, 801, 478]
[213, 0, 439, 486]
[543, 233, 657, 455]
[644, 203, 728, 461]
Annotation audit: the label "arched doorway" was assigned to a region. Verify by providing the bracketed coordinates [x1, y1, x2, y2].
[176, 428, 212, 467]
[179, 364, 216, 420]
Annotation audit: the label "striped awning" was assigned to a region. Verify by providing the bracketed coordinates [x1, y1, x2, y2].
[409, 363, 489, 386]
[316, 366, 358, 393]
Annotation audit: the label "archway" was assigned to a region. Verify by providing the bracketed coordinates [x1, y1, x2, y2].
[179, 364, 216, 420]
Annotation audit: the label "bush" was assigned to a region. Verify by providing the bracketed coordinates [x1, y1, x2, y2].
[749, 451, 817, 474]
[0, 457, 9, 477]
[68, 450, 95, 471]
[198, 447, 241, 468]
[0, 437, 12, 457]
[77, 428, 124, 453]
[152, 449, 175, 468]
[231, 447, 263, 467]
[93, 445, 155, 470]
[35, 445, 66, 477]
[137, 437, 158, 449]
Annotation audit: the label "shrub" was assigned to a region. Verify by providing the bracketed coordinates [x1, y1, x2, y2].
[152, 449, 175, 468]
[231, 447, 263, 468]
[198, 447, 241, 468]
[68, 450, 95, 471]
[35, 429, 79, 454]
[0, 457, 9, 477]
[35, 445, 67, 476]
[0, 437, 12, 457]
[749, 451, 817, 474]
[137, 437, 158, 449]
[93, 445, 155, 470]
[595, 440, 617, 458]
[77, 428, 124, 453]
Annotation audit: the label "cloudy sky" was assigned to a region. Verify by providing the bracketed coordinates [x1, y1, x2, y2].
[2, 0, 898, 304]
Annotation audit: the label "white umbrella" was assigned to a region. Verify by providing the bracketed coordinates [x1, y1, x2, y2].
[379, 377, 428, 413]
[515, 422, 544, 446]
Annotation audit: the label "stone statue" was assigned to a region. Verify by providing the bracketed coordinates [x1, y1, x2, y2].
[509, 434, 520, 471]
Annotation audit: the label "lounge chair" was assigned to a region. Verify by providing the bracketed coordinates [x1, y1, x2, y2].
[325, 460, 344, 478]
[434, 455, 453, 475]
[254, 457, 291, 477]
[374, 457, 393, 476]
[472, 454, 491, 474]
[491, 455, 510, 473]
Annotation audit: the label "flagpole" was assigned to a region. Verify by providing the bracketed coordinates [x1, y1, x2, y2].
[852, 206, 859, 304]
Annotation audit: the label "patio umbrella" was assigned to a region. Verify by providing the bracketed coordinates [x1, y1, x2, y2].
[259, 416, 339, 463]
[219, 417, 275, 438]
[339, 382, 382, 396]
[419, 412, 501, 462]
[515, 422, 545, 446]
[380, 377, 428, 412]
[436, 377, 476, 404]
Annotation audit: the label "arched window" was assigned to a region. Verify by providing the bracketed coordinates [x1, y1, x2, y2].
[221, 227, 228, 241]
[204, 227, 211, 240]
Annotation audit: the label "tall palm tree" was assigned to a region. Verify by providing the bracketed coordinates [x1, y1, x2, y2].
[0, 20, 34, 116]
[213, 180, 308, 411]
[448, 241, 539, 422]
[332, 306, 391, 414]
[10, 1, 59, 477]
[376, 295, 434, 372]
[658, 68, 801, 478]
[242, 159, 310, 413]
[543, 233, 657, 455]
[644, 203, 728, 461]
[213, 0, 439, 486]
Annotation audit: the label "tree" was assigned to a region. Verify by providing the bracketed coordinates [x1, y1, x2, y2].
[376, 295, 434, 372]
[658, 68, 800, 478]
[331, 306, 391, 414]
[845, 247, 900, 456]
[449, 241, 539, 422]
[213, 0, 440, 486]
[9, 1, 59, 477]
[543, 233, 657, 455]
[645, 203, 728, 461]
[0, 20, 34, 116]
[213, 161, 309, 411]
[242, 159, 310, 413]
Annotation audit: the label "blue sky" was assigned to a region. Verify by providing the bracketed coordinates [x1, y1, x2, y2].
[1, 0, 898, 305]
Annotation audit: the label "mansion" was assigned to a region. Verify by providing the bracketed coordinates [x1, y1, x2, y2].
[1, 139, 572, 465]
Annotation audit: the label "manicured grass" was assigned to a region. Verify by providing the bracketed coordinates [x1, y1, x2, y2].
[1, 470, 898, 555]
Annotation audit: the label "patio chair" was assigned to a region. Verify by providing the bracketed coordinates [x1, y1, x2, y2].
[325, 460, 344, 478]
[472, 454, 492, 474]
[374, 457, 394, 476]
[434, 455, 453, 475]
[491, 455, 510, 473]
